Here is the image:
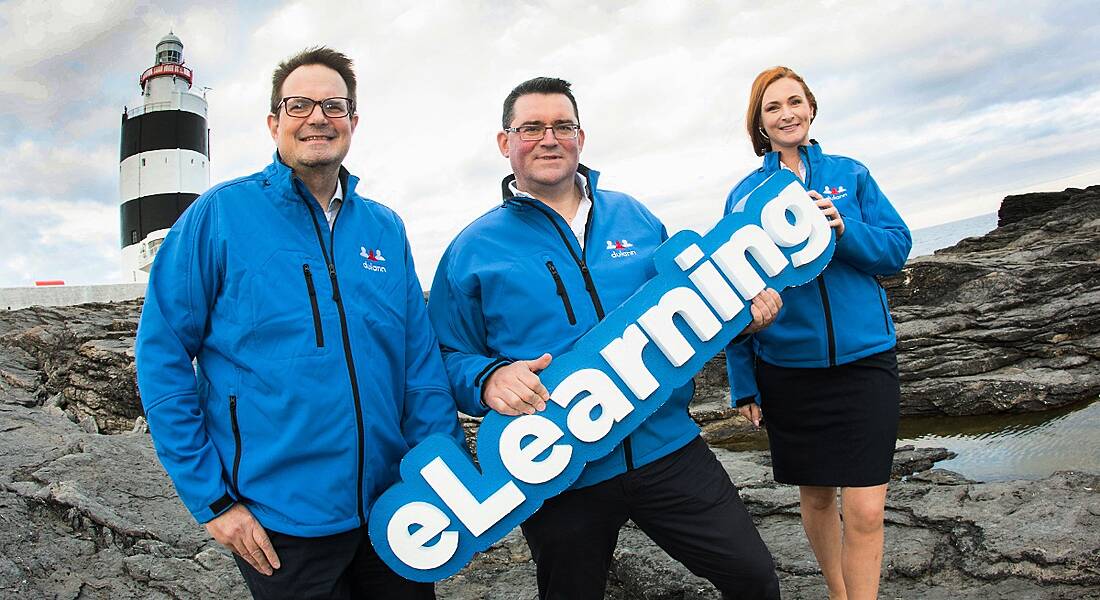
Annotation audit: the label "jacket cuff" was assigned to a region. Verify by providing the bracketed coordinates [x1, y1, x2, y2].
[208, 493, 236, 517]
[733, 395, 758, 408]
[474, 358, 510, 388]
[195, 490, 236, 524]
[729, 333, 750, 345]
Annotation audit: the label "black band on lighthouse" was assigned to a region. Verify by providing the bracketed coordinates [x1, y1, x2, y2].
[120, 110, 209, 161]
[120, 193, 198, 247]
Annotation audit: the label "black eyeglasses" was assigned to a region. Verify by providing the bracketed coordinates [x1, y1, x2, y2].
[504, 123, 580, 141]
[278, 96, 354, 118]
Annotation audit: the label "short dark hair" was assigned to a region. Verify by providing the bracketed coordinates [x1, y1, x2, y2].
[502, 77, 579, 129]
[270, 47, 357, 115]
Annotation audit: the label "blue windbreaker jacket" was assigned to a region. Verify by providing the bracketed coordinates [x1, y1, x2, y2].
[135, 154, 464, 536]
[724, 142, 912, 404]
[428, 165, 699, 489]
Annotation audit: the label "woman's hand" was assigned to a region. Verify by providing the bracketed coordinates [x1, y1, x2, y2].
[738, 403, 762, 428]
[809, 190, 845, 238]
[742, 288, 783, 335]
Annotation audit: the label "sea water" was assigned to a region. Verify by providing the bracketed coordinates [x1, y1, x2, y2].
[908, 212, 998, 258]
[899, 212, 1098, 480]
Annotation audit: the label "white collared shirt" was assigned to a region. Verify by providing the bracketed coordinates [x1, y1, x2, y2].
[780, 158, 807, 182]
[324, 184, 342, 231]
[509, 174, 592, 249]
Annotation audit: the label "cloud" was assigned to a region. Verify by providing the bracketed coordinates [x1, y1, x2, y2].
[0, 0, 1098, 287]
[0, 196, 119, 285]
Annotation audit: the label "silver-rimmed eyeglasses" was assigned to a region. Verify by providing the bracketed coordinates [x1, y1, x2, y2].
[504, 123, 580, 141]
[278, 96, 354, 118]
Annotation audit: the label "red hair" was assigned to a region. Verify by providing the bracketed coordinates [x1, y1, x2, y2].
[746, 66, 818, 156]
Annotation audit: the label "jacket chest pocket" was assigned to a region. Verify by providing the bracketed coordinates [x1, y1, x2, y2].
[544, 260, 577, 326]
[246, 250, 329, 360]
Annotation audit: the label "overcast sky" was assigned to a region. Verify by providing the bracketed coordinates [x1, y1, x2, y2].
[1, 0, 1098, 288]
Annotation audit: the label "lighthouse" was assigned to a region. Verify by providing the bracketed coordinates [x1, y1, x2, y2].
[119, 32, 210, 282]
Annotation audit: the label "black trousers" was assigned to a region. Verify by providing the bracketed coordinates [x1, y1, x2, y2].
[233, 525, 434, 600]
[521, 436, 780, 600]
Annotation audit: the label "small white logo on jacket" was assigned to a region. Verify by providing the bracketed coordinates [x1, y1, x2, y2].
[361, 247, 388, 272]
[606, 239, 637, 258]
[822, 185, 848, 201]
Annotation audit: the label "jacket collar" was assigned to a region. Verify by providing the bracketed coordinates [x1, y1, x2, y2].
[763, 139, 822, 174]
[500, 163, 599, 205]
[262, 151, 358, 203]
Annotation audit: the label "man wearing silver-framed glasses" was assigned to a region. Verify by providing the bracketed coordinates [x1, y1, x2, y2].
[135, 46, 463, 599]
[428, 76, 782, 599]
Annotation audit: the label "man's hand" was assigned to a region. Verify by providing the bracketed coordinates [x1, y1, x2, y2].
[741, 288, 782, 335]
[205, 503, 281, 576]
[809, 190, 845, 237]
[482, 354, 552, 416]
[737, 403, 762, 428]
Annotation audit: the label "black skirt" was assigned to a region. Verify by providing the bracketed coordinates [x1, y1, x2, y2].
[757, 349, 899, 487]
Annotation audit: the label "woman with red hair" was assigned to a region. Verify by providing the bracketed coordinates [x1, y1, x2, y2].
[724, 66, 912, 600]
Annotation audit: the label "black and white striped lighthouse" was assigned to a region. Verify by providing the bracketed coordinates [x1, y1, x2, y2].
[119, 32, 210, 282]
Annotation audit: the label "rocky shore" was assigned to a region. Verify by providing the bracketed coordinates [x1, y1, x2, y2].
[1, 185, 1098, 598]
[884, 185, 1100, 416]
[3, 397, 1097, 599]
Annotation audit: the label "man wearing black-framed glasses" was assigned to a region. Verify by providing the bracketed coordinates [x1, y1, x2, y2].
[136, 46, 462, 599]
[429, 76, 781, 599]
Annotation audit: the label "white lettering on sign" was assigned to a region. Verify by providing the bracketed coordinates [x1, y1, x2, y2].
[367, 171, 834, 582]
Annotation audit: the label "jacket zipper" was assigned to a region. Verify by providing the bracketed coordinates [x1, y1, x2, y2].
[516, 193, 631, 468]
[302, 184, 367, 527]
[803, 145, 838, 368]
[877, 284, 891, 334]
[519, 199, 606, 320]
[816, 276, 837, 366]
[545, 261, 576, 325]
[578, 199, 630, 468]
[303, 264, 324, 347]
[229, 394, 242, 495]
[578, 200, 607, 319]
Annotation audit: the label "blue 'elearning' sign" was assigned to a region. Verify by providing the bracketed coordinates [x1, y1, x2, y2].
[368, 170, 835, 581]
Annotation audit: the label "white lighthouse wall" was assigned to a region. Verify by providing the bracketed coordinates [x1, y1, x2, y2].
[129, 89, 207, 119]
[121, 244, 147, 283]
[145, 75, 193, 104]
[119, 149, 209, 203]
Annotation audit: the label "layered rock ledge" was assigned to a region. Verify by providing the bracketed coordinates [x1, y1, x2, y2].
[883, 185, 1100, 415]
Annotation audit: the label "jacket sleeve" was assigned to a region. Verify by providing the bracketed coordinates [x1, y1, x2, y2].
[720, 181, 763, 406]
[833, 168, 913, 275]
[397, 233, 466, 448]
[427, 247, 504, 418]
[135, 198, 234, 525]
[724, 336, 760, 406]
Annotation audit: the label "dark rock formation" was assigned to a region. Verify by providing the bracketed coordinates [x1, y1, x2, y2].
[0, 302, 143, 433]
[995, 187, 1097, 228]
[890, 445, 957, 478]
[883, 185, 1100, 415]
